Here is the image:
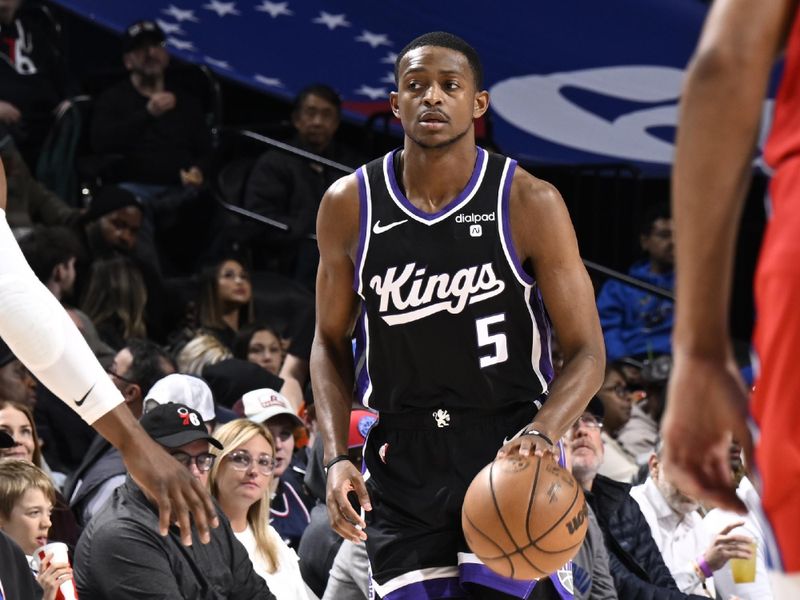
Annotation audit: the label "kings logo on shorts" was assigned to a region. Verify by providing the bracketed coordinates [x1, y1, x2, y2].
[368, 262, 506, 326]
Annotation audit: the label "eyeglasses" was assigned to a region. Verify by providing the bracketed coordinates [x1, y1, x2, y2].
[106, 368, 137, 386]
[170, 451, 216, 472]
[226, 450, 275, 475]
[571, 415, 604, 431]
[600, 384, 630, 398]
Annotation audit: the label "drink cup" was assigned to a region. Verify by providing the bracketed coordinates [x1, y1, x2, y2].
[31, 541, 78, 600]
[730, 540, 757, 584]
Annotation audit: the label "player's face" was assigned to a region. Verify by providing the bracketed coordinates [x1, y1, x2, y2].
[99, 206, 142, 252]
[247, 329, 283, 376]
[265, 415, 295, 478]
[391, 46, 488, 150]
[0, 405, 35, 463]
[215, 434, 274, 511]
[216, 260, 252, 308]
[0, 488, 52, 555]
[292, 93, 340, 152]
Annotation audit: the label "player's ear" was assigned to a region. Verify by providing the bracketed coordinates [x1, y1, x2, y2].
[473, 90, 489, 119]
[389, 91, 400, 118]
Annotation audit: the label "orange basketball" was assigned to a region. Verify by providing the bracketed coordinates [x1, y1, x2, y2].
[461, 453, 589, 580]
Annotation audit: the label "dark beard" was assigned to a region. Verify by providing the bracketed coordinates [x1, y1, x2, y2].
[407, 122, 471, 150]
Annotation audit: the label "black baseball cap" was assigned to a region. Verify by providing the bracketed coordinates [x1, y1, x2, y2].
[0, 337, 15, 369]
[139, 403, 223, 450]
[0, 431, 13, 449]
[585, 396, 605, 421]
[122, 20, 166, 53]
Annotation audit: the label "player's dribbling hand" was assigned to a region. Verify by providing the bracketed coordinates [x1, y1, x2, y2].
[496, 427, 556, 461]
[661, 350, 752, 514]
[326, 459, 372, 543]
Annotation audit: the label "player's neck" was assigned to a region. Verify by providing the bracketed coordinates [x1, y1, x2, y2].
[399, 141, 478, 213]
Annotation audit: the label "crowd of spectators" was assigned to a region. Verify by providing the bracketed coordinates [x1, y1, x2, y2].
[0, 12, 772, 600]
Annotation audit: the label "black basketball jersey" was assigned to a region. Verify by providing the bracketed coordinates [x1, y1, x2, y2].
[353, 147, 553, 413]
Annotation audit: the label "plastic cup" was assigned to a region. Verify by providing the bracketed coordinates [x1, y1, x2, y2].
[31, 541, 78, 600]
[730, 540, 757, 584]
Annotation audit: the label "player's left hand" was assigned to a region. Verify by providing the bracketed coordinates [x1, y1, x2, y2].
[496, 426, 557, 460]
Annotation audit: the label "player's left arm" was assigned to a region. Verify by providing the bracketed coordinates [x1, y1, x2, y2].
[500, 168, 605, 456]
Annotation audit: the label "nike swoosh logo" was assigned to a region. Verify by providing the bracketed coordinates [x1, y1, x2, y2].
[75, 383, 95, 407]
[372, 219, 408, 234]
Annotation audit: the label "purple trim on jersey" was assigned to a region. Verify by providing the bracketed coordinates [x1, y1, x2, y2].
[550, 567, 575, 600]
[354, 309, 370, 406]
[500, 159, 535, 285]
[459, 563, 536, 598]
[381, 577, 464, 600]
[530, 287, 555, 383]
[353, 166, 369, 293]
[385, 147, 486, 221]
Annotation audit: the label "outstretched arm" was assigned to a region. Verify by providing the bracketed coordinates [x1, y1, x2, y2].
[0, 159, 217, 546]
[662, 0, 797, 511]
[310, 173, 371, 543]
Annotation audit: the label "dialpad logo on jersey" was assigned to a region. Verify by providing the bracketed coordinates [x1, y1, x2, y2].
[369, 262, 506, 325]
[469, 224, 482, 237]
[455, 212, 495, 223]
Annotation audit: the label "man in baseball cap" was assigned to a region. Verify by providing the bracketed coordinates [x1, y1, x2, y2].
[121, 20, 166, 54]
[74, 403, 274, 598]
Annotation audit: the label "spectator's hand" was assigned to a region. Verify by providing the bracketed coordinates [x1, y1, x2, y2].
[36, 552, 73, 600]
[147, 92, 176, 116]
[704, 521, 753, 571]
[326, 459, 371, 544]
[0, 100, 21, 124]
[661, 350, 752, 513]
[180, 166, 204, 187]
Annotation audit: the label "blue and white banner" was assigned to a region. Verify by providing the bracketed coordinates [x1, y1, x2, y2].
[51, 0, 775, 172]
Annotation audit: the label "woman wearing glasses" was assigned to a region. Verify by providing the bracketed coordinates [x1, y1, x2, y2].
[208, 419, 317, 599]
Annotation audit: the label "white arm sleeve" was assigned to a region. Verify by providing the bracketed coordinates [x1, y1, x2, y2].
[0, 209, 123, 423]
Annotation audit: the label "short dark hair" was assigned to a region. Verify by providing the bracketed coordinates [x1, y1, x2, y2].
[395, 31, 483, 90]
[639, 202, 671, 237]
[293, 84, 341, 115]
[18, 226, 83, 284]
[125, 338, 176, 397]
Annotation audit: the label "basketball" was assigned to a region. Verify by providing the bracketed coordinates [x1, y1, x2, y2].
[461, 453, 589, 580]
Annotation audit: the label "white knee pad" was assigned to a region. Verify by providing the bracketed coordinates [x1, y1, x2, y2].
[0, 210, 122, 423]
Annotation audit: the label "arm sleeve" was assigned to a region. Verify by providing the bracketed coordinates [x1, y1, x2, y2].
[0, 209, 123, 423]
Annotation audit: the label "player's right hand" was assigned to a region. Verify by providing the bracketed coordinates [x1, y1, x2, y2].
[326, 459, 372, 543]
[661, 350, 752, 514]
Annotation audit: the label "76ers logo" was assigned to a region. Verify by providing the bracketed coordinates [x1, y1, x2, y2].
[177, 406, 200, 427]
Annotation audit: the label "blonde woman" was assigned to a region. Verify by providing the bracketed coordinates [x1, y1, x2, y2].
[209, 419, 317, 600]
[176, 333, 232, 375]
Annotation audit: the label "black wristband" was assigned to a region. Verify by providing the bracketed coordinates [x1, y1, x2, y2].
[522, 429, 554, 447]
[324, 454, 351, 475]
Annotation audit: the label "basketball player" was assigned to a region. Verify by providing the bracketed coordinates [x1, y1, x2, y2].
[0, 159, 217, 546]
[311, 32, 605, 599]
[661, 0, 800, 596]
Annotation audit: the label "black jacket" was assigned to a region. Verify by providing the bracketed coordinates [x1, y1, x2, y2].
[74, 478, 274, 599]
[587, 474, 706, 600]
[0, 530, 41, 599]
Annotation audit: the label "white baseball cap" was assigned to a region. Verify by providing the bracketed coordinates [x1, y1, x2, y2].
[242, 388, 303, 428]
[144, 374, 216, 423]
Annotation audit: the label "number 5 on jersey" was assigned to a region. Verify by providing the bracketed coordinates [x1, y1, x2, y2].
[476, 314, 508, 368]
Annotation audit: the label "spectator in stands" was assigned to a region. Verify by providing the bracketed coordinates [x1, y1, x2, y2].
[569, 399, 705, 599]
[0, 337, 36, 407]
[80, 255, 148, 351]
[90, 20, 210, 190]
[65, 339, 175, 526]
[596, 203, 674, 363]
[209, 419, 316, 599]
[74, 402, 273, 599]
[82, 185, 143, 258]
[0, 400, 81, 550]
[176, 332, 233, 375]
[241, 388, 315, 549]
[198, 258, 254, 349]
[618, 355, 670, 467]
[595, 363, 638, 484]
[143, 373, 218, 431]
[0, 0, 73, 166]
[631, 441, 754, 596]
[203, 356, 303, 414]
[244, 84, 362, 289]
[234, 322, 285, 376]
[0, 127, 80, 231]
[19, 225, 81, 303]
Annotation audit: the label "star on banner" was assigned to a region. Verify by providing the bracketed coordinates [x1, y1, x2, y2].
[203, 0, 240, 17]
[355, 85, 387, 100]
[167, 37, 196, 51]
[380, 51, 398, 64]
[313, 11, 350, 31]
[356, 31, 392, 48]
[156, 19, 185, 35]
[380, 71, 396, 84]
[162, 5, 199, 22]
[204, 56, 232, 69]
[255, 1, 292, 18]
[254, 74, 284, 87]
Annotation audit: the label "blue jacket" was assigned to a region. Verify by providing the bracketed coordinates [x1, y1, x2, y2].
[596, 261, 674, 362]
